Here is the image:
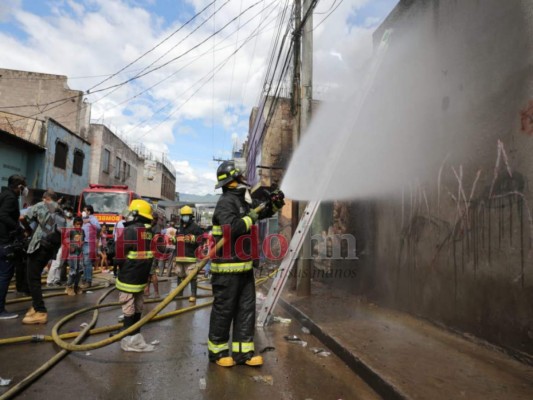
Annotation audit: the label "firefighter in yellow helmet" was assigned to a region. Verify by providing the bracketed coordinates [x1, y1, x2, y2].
[115, 199, 155, 352]
[208, 161, 284, 367]
[174, 205, 204, 302]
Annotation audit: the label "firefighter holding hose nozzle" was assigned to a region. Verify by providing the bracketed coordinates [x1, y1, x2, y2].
[208, 161, 285, 367]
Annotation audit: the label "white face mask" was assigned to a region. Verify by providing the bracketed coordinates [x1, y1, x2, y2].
[82, 211, 88, 218]
[21, 186, 29, 197]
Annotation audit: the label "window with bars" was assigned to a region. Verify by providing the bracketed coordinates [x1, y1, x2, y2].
[115, 157, 121, 179]
[54, 140, 68, 169]
[102, 149, 111, 173]
[73, 149, 84, 175]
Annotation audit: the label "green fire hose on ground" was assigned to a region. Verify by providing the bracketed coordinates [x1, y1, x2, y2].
[51, 202, 267, 352]
[0, 203, 269, 398]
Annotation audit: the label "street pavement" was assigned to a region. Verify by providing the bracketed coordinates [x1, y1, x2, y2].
[0, 276, 378, 400]
[281, 281, 533, 400]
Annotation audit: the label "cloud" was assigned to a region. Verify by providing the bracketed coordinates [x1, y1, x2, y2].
[0, 0, 21, 22]
[172, 159, 218, 195]
[0, 0, 398, 195]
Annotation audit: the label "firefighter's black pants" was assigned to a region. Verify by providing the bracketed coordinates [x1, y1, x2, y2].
[208, 270, 256, 362]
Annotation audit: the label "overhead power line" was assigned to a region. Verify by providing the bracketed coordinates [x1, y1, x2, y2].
[87, 0, 218, 92]
[86, 0, 267, 96]
[129, 0, 282, 143]
[55, 0, 280, 127]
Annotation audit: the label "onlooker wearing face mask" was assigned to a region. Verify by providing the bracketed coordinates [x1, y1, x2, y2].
[81, 205, 101, 288]
[21, 190, 65, 324]
[0, 175, 27, 320]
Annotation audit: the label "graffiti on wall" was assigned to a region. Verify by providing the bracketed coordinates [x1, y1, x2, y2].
[398, 140, 532, 305]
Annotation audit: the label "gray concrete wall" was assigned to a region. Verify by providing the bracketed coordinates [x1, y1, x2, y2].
[88, 124, 140, 191]
[0, 68, 90, 138]
[136, 160, 175, 201]
[335, 0, 533, 356]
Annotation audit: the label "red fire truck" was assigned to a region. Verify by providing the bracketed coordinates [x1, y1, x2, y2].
[77, 184, 140, 237]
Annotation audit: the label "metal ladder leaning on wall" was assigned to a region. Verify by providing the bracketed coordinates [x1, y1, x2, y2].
[256, 200, 320, 327]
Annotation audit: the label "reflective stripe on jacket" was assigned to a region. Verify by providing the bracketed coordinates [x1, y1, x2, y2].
[116, 221, 153, 292]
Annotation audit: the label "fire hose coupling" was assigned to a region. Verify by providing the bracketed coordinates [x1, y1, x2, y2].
[31, 335, 45, 343]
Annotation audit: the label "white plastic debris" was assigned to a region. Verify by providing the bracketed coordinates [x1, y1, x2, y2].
[199, 378, 206, 390]
[86, 291, 93, 294]
[310, 347, 330, 357]
[118, 314, 124, 322]
[301, 327, 310, 334]
[150, 340, 160, 345]
[284, 335, 307, 347]
[0, 377, 12, 386]
[273, 316, 292, 324]
[80, 322, 89, 328]
[85, 352, 91, 356]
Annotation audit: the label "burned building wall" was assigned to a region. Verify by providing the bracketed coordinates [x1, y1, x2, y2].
[341, 0, 533, 356]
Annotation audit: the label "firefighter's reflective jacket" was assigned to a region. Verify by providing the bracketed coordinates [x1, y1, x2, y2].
[175, 221, 204, 263]
[116, 221, 153, 293]
[211, 187, 272, 273]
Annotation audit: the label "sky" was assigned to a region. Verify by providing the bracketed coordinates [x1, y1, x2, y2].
[0, 0, 398, 195]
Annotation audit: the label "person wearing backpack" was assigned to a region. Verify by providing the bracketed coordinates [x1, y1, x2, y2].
[21, 190, 65, 324]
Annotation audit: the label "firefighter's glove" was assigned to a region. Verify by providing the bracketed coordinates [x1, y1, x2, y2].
[247, 210, 259, 223]
[270, 189, 285, 213]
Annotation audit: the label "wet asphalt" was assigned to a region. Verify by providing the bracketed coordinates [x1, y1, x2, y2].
[0, 276, 379, 400]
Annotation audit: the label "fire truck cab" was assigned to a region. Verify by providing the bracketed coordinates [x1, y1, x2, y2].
[78, 184, 140, 238]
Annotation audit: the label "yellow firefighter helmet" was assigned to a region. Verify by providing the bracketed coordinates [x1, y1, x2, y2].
[129, 199, 153, 220]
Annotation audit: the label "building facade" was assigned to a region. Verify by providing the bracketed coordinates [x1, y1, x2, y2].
[41, 118, 91, 202]
[0, 111, 45, 193]
[0, 111, 91, 204]
[88, 124, 141, 191]
[136, 156, 177, 202]
[0, 68, 91, 139]
[340, 0, 533, 356]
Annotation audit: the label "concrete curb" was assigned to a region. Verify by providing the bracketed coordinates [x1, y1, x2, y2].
[279, 296, 408, 400]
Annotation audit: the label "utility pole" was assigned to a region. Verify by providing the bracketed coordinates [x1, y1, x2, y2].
[296, 0, 314, 296]
[290, 0, 302, 292]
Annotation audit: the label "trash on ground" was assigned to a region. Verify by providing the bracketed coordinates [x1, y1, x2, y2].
[86, 291, 93, 294]
[284, 335, 307, 347]
[273, 316, 292, 324]
[301, 327, 311, 334]
[150, 340, 160, 345]
[310, 347, 331, 357]
[118, 314, 124, 322]
[80, 322, 89, 328]
[85, 352, 91, 356]
[199, 378, 207, 390]
[252, 375, 274, 385]
[284, 335, 301, 342]
[0, 378, 12, 386]
[260, 346, 276, 354]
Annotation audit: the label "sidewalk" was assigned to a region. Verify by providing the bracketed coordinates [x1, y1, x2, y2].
[279, 283, 533, 400]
